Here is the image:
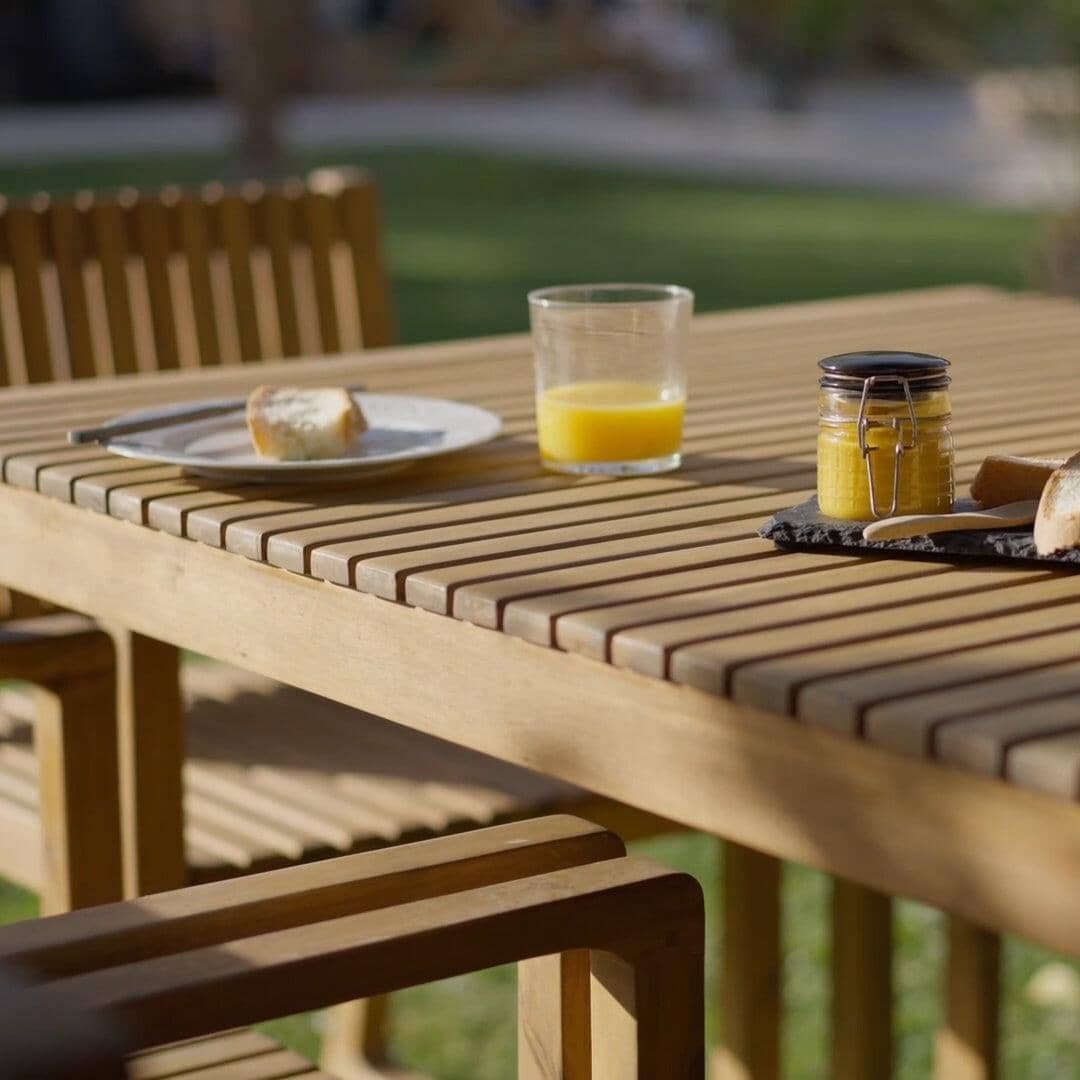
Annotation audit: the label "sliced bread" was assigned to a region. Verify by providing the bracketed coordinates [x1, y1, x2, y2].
[1034, 451, 1080, 555]
[246, 385, 366, 461]
[970, 454, 1064, 508]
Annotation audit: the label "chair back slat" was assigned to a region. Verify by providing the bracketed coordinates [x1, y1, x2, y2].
[259, 183, 303, 358]
[0, 168, 393, 384]
[166, 189, 222, 367]
[0, 270, 9, 386]
[4, 201, 54, 383]
[87, 199, 139, 376]
[0, 216, 14, 386]
[0, 266, 27, 385]
[300, 187, 342, 354]
[128, 195, 180, 370]
[340, 179, 395, 348]
[211, 184, 263, 363]
[45, 200, 98, 379]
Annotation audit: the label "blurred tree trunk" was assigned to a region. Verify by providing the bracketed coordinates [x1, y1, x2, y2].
[217, 0, 310, 173]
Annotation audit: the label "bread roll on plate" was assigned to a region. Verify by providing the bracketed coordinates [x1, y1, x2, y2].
[1034, 451, 1080, 555]
[970, 454, 1063, 508]
[246, 386, 366, 461]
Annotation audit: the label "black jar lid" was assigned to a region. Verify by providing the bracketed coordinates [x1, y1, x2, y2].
[819, 350, 950, 391]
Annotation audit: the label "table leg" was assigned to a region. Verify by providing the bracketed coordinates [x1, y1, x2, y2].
[716, 841, 781, 1080]
[936, 915, 999, 1080]
[109, 628, 186, 897]
[32, 667, 123, 914]
[832, 879, 892, 1079]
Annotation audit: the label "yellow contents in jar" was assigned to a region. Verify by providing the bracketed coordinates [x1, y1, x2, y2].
[537, 381, 685, 464]
[818, 392, 954, 520]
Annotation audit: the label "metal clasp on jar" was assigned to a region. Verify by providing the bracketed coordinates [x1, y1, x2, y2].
[856, 375, 920, 519]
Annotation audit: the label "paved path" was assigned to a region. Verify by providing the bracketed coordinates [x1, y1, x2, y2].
[0, 79, 1074, 208]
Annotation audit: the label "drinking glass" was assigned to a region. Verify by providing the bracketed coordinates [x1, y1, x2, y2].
[528, 283, 693, 475]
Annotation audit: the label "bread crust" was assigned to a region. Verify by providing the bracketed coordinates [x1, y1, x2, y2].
[246, 385, 365, 460]
[970, 454, 1063, 508]
[246, 385, 277, 458]
[1034, 450, 1080, 555]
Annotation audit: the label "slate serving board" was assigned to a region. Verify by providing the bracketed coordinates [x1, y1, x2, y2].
[760, 498, 1080, 569]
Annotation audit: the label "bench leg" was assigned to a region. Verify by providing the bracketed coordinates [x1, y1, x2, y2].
[716, 841, 781, 1080]
[935, 915, 999, 1080]
[832, 879, 892, 1079]
[32, 667, 123, 914]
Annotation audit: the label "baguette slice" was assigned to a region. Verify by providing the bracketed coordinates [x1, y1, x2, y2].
[1034, 451, 1080, 555]
[970, 454, 1064, 508]
[246, 386, 366, 461]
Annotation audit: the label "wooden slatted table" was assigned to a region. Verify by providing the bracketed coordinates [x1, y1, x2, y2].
[3, 285, 1080, 1044]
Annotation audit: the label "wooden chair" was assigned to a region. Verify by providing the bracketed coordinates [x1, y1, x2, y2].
[0, 817, 705, 1079]
[0, 169, 676, 1073]
[0, 165, 393, 382]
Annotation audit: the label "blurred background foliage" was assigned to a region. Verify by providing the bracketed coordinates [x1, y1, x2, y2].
[6, 1, 1080, 104]
[713, 0, 1080, 107]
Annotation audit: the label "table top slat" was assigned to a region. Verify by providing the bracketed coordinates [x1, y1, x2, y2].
[399, 524, 768, 607]
[738, 579, 1080, 720]
[664, 568, 1065, 694]
[74, 467, 190, 515]
[465, 539, 780, 638]
[611, 564, 962, 680]
[387, 493, 803, 609]
[172, 468, 562, 545]
[4, 449, 111, 489]
[800, 627, 1080, 741]
[467, 546, 844, 635]
[1004, 728, 1080, 799]
[185, 474, 578, 550]
[548, 557, 944, 661]
[292, 473, 807, 585]
[37, 456, 169, 501]
[934, 698, 1080, 783]
[865, 654, 1080, 758]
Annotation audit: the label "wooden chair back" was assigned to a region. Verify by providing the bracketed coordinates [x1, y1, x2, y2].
[0, 166, 394, 386]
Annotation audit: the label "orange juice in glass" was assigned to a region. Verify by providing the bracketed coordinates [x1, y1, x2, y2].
[529, 284, 692, 475]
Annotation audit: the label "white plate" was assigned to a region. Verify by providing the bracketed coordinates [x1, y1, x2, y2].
[99, 393, 503, 482]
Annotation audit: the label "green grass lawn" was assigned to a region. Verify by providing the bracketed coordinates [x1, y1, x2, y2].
[0, 146, 1042, 344]
[1, 146, 1076, 1077]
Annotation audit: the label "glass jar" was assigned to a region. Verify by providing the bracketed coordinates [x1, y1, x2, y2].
[817, 351, 954, 521]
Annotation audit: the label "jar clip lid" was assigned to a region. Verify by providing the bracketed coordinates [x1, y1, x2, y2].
[819, 351, 950, 519]
[856, 375, 919, 519]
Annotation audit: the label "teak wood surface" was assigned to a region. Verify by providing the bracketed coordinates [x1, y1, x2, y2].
[2, 285, 1080, 959]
